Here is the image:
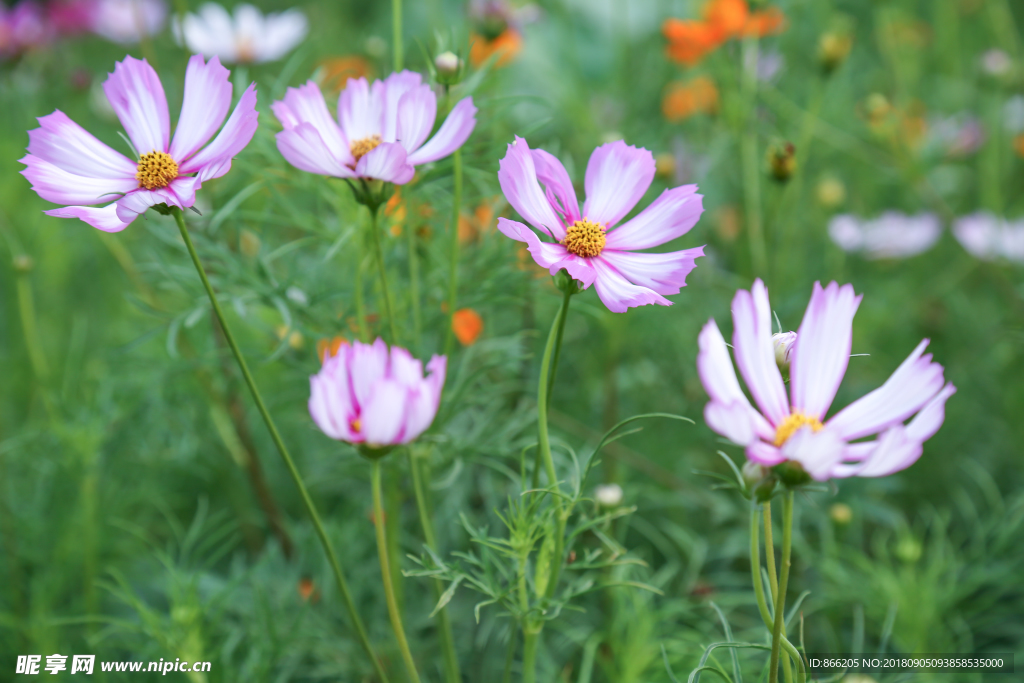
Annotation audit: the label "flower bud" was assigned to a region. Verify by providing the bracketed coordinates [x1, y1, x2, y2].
[434, 51, 463, 85]
[818, 32, 852, 75]
[829, 502, 852, 525]
[743, 460, 777, 501]
[816, 176, 846, 208]
[595, 483, 623, 507]
[772, 331, 797, 371]
[13, 254, 34, 273]
[767, 141, 797, 182]
[239, 229, 261, 257]
[655, 152, 676, 179]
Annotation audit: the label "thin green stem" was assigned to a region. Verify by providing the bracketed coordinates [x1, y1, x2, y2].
[171, 208, 388, 682]
[764, 500, 779, 600]
[368, 207, 400, 345]
[372, 459, 421, 683]
[768, 492, 794, 683]
[406, 213, 422, 348]
[740, 36, 767, 279]
[502, 626, 519, 683]
[16, 272, 50, 382]
[392, 0, 403, 71]
[522, 628, 539, 683]
[355, 231, 370, 343]
[545, 287, 572, 405]
[444, 148, 464, 357]
[408, 448, 461, 683]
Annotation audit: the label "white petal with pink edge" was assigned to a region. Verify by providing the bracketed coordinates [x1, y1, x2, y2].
[583, 141, 655, 227]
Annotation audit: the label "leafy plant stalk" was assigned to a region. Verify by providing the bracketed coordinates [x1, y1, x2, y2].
[369, 207, 400, 345]
[171, 207, 389, 682]
[769, 492, 795, 683]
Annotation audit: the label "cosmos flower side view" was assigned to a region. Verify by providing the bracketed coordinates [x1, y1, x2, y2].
[20, 54, 258, 232]
[698, 279, 956, 481]
[272, 70, 478, 185]
[309, 338, 447, 448]
[497, 136, 705, 312]
[173, 2, 308, 64]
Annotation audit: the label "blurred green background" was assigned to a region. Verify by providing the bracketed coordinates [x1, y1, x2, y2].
[2, 0, 1023, 680]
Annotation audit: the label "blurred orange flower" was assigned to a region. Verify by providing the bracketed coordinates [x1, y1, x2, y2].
[385, 191, 407, 236]
[316, 336, 348, 362]
[452, 308, 484, 346]
[458, 199, 498, 244]
[470, 29, 522, 68]
[664, 0, 785, 66]
[317, 56, 372, 94]
[1014, 134, 1024, 158]
[298, 577, 320, 603]
[662, 77, 720, 122]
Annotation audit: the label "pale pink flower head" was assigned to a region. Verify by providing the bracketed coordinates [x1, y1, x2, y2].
[173, 3, 307, 65]
[309, 339, 447, 449]
[497, 136, 705, 312]
[698, 279, 955, 482]
[828, 212, 941, 260]
[271, 70, 477, 186]
[20, 54, 259, 233]
[953, 212, 1024, 264]
[0, 1, 53, 58]
[89, 0, 167, 44]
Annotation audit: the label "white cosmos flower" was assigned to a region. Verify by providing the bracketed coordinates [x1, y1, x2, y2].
[828, 212, 941, 260]
[90, 0, 167, 45]
[173, 3, 307, 65]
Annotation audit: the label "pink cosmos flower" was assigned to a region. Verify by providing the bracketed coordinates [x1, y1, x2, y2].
[271, 71, 477, 185]
[88, 0, 167, 45]
[20, 54, 258, 233]
[497, 137, 705, 312]
[0, 1, 53, 59]
[698, 279, 956, 481]
[309, 339, 447, 447]
[828, 212, 941, 260]
[173, 3, 308, 65]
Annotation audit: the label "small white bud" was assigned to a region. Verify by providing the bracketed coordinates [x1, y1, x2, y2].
[595, 483, 623, 507]
[435, 51, 460, 76]
[772, 331, 797, 371]
[286, 286, 309, 306]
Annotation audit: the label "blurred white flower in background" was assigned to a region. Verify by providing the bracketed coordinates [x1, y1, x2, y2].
[953, 212, 1024, 264]
[595, 484, 623, 507]
[174, 3, 307, 64]
[927, 113, 984, 157]
[90, 0, 166, 44]
[1003, 95, 1024, 134]
[829, 212, 941, 260]
[981, 48, 1012, 76]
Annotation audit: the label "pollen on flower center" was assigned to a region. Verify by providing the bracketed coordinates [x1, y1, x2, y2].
[350, 417, 362, 433]
[350, 135, 382, 162]
[562, 218, 606, 257]
[773, 411, 824, 446]
[135, 151, 178, 190]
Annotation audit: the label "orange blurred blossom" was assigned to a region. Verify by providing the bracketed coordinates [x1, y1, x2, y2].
[452, 308, 484, 346]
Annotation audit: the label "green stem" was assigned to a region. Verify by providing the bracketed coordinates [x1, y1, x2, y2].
[545, 287, 572, 405]
[355, 230, 370, 343]
[768, 492, 794, 683]
[751, 505, 805, 682]
[740, 36, 767, 279]
[522, 628, 539, 683]
[406, 212, 422, 349]
[502, 626, 519, 683]
[171, 208, 389, 683]
[16, 272, 50, 382]
[764, 500, 779, 600]
[392, 0, 403, 71]
[408, 448, 462, 683]
[372, 459, 421, 683]
[444, 148, 464, 357]
[368, 207, 400, 345]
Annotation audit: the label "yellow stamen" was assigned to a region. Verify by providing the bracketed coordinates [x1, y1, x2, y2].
[135, 151, 178, 190]
[562, 218, 606, 258]
[350, 418, 362, 433]
[773, 411, 823, 446]
[350, 134, 382, 162]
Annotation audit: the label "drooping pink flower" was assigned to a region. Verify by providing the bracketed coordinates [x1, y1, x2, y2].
[497, 137, 705, 312]
[20, 54, 258, 232]
[698, 279, 955, 481]
[173, 3, 308, 65]
[309, 338, 447, 447]
[828, 212, 941, 260]
[271, 71, 477, 185]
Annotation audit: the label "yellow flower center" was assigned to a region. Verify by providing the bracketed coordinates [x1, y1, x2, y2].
[135, 151, 178, 190]
[562, 218, 606, 258]
[350, 135, 382, 163]
[773, 411, 824, 446]
[350, 418, 362, 433]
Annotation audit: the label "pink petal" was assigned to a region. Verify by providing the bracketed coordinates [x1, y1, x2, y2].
[598, 247, 703, 296]
[604, 185, 703, 250]
[497, 217, 571, 270]
[905, 382, 956, 443]
[547, 253, 598, 288]
[780, 427, 845, 481]
[382, 70, 424, 142]
[582, 141, 655, 227]
[355, 141, 415, 184]
[395, 84, 437, 154]
[114, 177, 200, 223]
[169, 54, 232, 162]
[102, 56, 170, 155]
[827, 339, 946, 440]
[20, 154, 136, 206]
[271, 81, 350, 163]
[361, 379, 410, 445]
[705, 400, 756, 446]
[309, 370, 359, 441]
[497, 137, 565, 239]
[531, 148, 580, 224]
[275, 123, 354, 177]
[44, 204, 133, 232]
[26, 110, 137, 179]
[338, 76, 384, 144]
[405, 97, 477, 166]
[845, 425, 921, 479]
[589, 257, 671, 312]
[180, 83, 259, 180]
[404, 355, 447, 440]
[349, 338, 389, 409]
[696, 320, 775, 440]
[746, 441, 786, 466]
[731, 280, 790, 426]
[789, 281, 862, 419]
